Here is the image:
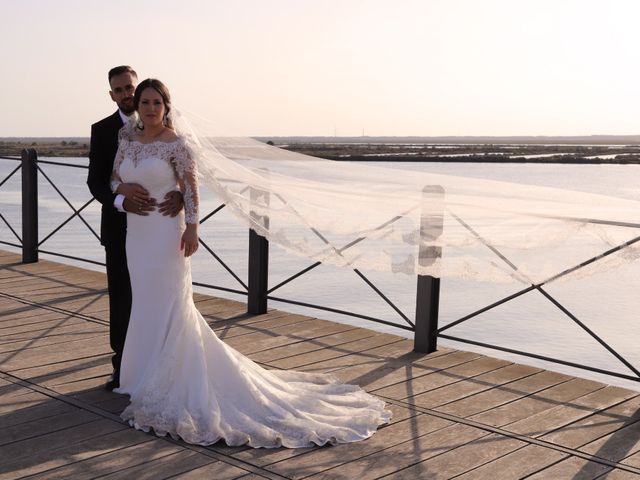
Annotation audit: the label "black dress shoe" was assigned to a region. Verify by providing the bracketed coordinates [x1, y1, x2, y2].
[105, 371, 120, 391]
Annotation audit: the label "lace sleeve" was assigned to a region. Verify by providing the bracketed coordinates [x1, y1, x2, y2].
[110, 124, 134, 193]
[171, 140, 199, 224]
[110, 142, 126, 193]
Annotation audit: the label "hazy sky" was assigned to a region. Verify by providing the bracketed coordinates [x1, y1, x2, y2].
[3, 0, 640, 137]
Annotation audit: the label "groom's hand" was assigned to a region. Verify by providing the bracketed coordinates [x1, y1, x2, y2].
[123, 197, 155, 216]
[158, 191, 184, 217]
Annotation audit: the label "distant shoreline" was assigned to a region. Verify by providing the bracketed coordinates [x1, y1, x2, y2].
[4, 136, 640, 164]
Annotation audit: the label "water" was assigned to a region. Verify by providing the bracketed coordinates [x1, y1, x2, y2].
[3, 156, 640, 390]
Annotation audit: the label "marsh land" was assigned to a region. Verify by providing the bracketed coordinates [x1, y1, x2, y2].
[3, 135, 640, 163]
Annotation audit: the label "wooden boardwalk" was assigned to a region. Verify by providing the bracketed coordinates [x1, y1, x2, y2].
[2, 249, 640, 479]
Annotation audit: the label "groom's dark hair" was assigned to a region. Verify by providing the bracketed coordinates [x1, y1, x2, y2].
[108, 65, 137, 83]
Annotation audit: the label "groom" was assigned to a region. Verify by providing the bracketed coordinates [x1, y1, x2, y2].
[88, 65, 183, 390]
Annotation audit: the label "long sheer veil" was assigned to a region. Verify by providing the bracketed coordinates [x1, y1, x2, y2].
[170, 109, 640, 284]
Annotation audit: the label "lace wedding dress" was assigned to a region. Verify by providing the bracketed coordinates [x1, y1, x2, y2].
[110, 135, 391, 448]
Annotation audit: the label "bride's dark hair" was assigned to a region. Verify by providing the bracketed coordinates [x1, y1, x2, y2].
[133, 78, 174, 130]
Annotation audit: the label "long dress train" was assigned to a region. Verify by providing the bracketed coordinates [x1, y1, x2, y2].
[111, 136, 391, 448]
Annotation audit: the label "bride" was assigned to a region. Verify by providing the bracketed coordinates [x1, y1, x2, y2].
[110, 78, 391, 448]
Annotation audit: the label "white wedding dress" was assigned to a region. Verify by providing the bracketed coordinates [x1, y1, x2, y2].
[110, 135, 391, 448]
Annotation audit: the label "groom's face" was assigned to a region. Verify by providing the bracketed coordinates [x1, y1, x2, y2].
[109, 72, 137, 115]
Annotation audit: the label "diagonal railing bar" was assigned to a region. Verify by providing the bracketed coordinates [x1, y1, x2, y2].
[0, 240, 21, 249]
[37, 166, 100, 242]
[38, 199, 97, 247]
[199, 203, 226, 224]
[198, 238, 248, 291]
[439, 285, 537, 333]
[541, 234, 640, 285]
[439, 333, 640, 383]
[451, 208, 640, 288]
[447, 210, 530, 283]
[438, 233, 640, 333]
[0, 211, 22, 243]
[536, 286, 640, 378]
[529, 213, 640, 230]
[267, 262, 322, 294]
[37, 159, 89, 169]
[267, 294, 414, 332]
[353, 268, 414, 328]
[445, 208, 640, 376]
[0, 164, 21, 189]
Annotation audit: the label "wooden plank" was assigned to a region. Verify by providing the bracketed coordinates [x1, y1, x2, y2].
[373, 355, 511, 401]
[526, 456, 612, 479]
[96, 450, 216, 480]
[224, 319, 355, 355]
[540, 395, 640, 449]
[506, 386, 638, 437]
[167, 461, 251, 479]
[300, 339, 415, 376]
[0, 425, 149, 480]
[0, 327, 106, 354]
[0, 418, 126, 464]
[435, 369, 572, 418]
[469, 377, 606, 427]
[207, 309, 297, 330]
[269, 334, 407, 371]
[382, 432, 527, 479]
[216, 315, 318, 341]
[0, 390, 56, 414]
[596, 469, 640, 479]
[302, 423, 490, 480]
[8, 352, 111, 379]
[0, 398, 76, 428]
[452, 444, 567, 480]
[577, 416, 640, 465]
[0, 407, 98, 445]
[347, 349, 470, 391]
[0, 314, 88, 334]
[410, 363, 541, 409]
[29, 361, 112, 389]
[0, 335, 111, 371]
[26, 436, 185, 480]
[248, 326, 378, 364]
[0, 318, 104, 342]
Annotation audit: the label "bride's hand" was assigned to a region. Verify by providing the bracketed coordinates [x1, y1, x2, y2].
[181, 224, 199, 257]
[117, 183, 156, 208]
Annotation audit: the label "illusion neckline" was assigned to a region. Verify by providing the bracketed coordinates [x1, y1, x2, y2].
[130, 138, 181, 146]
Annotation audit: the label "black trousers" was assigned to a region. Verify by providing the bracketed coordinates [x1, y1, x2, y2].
[104, 241, 132, 372]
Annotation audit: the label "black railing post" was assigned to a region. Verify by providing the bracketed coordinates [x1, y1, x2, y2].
[247, 183, 269, 314]
[21, 148, 38, 263]
[414, 185, 444, 353]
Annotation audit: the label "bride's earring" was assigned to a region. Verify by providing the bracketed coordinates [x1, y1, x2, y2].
[136, 119, 144, 131]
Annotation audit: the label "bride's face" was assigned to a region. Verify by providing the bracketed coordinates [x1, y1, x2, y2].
[138, 87, 166, 128]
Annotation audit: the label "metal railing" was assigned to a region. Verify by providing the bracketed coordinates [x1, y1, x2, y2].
[0, 154, 23, 251]
[6, 148, 640, 384]
[9, 149, 436, 349]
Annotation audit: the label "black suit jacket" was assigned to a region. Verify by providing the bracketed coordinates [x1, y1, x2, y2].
[87, 110, 126, 247]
